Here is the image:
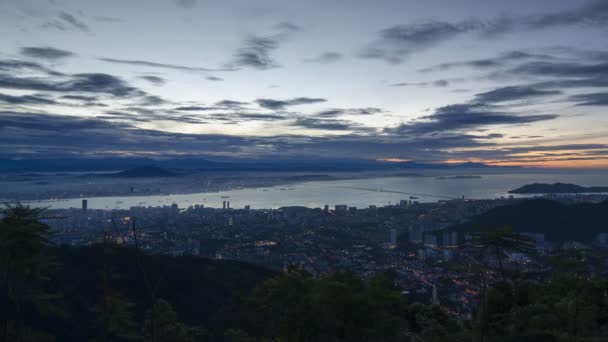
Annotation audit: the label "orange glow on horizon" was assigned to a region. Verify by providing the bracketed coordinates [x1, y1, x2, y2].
[442, 158, 608, 169]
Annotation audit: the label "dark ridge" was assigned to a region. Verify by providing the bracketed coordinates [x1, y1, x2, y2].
[41, 246, 276, 340]
[449, 198, 608, 242]
[509, 182, 608, 194]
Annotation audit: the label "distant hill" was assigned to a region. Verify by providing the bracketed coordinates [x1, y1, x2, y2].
[510, 182, 608, 194]
[108, 166, 177, 178]
[449, 198, 608, 242]
[0, 156, 519, 173]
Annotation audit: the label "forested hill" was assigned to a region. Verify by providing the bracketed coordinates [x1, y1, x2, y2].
[509, 182, 608, 194]
[450, 198, 608, 242]
[41, 246, 276, 341]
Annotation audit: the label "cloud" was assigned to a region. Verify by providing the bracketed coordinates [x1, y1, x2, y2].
[570, 92, 608, 106]
[0, 111, 243, 157]
[57, 12, 90, 32]
[392, 79, 451, 87]
[274, 22, 301, 33]
[0, 110, 579, 163]
[314, 108, 384, 117]
[510, 61, 608, 79]
[0, 59, 64, 76]
[361, 20, 485, 63]
[174, 106, 217, 111]
[386, 103, 557, 136]
[363, 1, 608, 63]
[61, 95, 101, 103]
[206, 76, 223, 81]
[99, 57, 234, 72]
[255, 97, 326, 110]
[418, 50, 552, 72]
[291, 117, 369, 131]
[474, 86, 562, 103]
[0, 93, 57, 105]
[305, 52, 344, 64]
[21, 46, 76, 60]
[232, 36, 280, 69]
[0, 72, 143, 97]
[214, 100, 249, 108]
[138, 75, 166, 86]
[236, 113, 287, 121]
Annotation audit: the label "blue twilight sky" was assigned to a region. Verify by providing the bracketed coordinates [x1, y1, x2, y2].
[1, 0, 608, 167]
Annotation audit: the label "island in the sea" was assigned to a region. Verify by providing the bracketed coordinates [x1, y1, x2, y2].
[509, 182, 608, 194]
[436, 175, 482, 180]
[107, 166, 178, 178]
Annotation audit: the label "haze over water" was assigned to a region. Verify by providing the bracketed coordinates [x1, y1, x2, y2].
[25, 171, 608, 210]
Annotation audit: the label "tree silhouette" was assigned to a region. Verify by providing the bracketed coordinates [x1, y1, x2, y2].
[0, 204, 60, 342]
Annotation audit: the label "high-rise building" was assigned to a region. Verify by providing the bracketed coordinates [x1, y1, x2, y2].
[334, 204, 347, 215]
[390, 228, 397, 246]
[82, 199, 88, 212]
[431, 286, 439, 305]
[222, 201, 226, 209]
[450, 232, 458, 246]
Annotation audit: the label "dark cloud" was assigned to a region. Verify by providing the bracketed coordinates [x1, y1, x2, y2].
[274, 22, 301, 33]
[314, 108, 384, 117]
[0, 93, 57, 105]
[386, 103, 557, 136]
[206, 76, 223, 81]
[474, 86, 562, 103]
[21, 46, 76, 60]
[291, 117, 373, 132]
[57, 12, 90, 32]
[524, 0, 608, 29]
[0, 111, 243, 157]
[99, 57, 234, 72]
[214, 100, 249, 108]
[419, 51, 551, 72]
[236, 113, 287, 121]
[511, 61, 608, 79]
[364, 1, 608, 63]
[255, 97, 326, 110]
[0, 110, 582, 163]
[0, 59, 64, 76]
[0, 72, 144, 97]
[139, 95, 167, 106]
[570, 92, 608, 106]
[174, 106, 217, 111]
[138, 75, 166, 86]
[305, 52, 344, 64]
[233, 36, 280, 69]
[392, 79, 451, 87]
[61, 95, 99, 101]
[361, 20, 485, 63]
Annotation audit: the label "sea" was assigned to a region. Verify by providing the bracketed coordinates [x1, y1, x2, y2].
[21, 171, 608, 210]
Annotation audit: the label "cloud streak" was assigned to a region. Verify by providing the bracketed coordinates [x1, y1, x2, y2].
[99, 57, 235, 72]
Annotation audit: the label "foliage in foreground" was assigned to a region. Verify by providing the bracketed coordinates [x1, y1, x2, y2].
[1, 204, 608, 342]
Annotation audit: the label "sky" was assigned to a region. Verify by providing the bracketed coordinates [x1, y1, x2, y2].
[1, 0, 608, 168]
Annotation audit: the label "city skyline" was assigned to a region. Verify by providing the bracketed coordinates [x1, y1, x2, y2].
[2, 0, 608, 167]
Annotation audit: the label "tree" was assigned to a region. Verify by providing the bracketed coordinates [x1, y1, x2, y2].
[0, 204, 61, 342]
[143, 299, 206, 342]
[468, 226, 534, 281]
[93, 294, 137, 341]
